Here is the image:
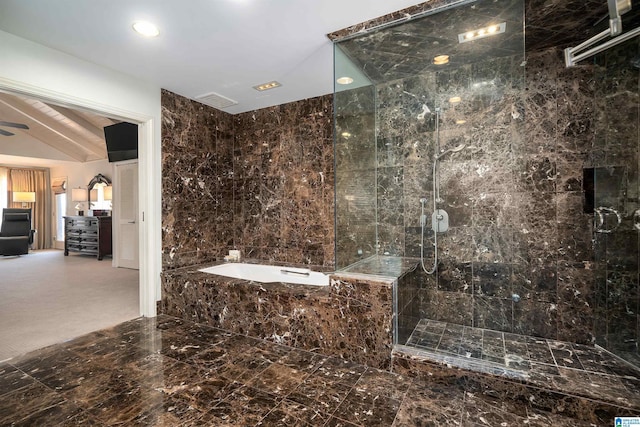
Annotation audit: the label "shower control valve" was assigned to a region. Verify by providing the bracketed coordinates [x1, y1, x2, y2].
[432, 209, 449, 233]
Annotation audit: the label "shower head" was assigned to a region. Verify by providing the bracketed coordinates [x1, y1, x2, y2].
[436, 144, 466, 160]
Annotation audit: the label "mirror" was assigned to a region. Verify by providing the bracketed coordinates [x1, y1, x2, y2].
[88, 173, 111, 213]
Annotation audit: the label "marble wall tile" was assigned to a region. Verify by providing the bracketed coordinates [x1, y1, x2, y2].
[377, 166, 404, 228]
[472, 263, 512, 298]
[473, 296, 513, 332]
[557, 221, 594, 263]
[162, 91, 235, 269]
[396, 268, 424, 345]
[603, 269, 639, 349]
[419, 289, 473, 327]
[438, 260, 473, 294]
[556, 263, 595, 343]
[606, 231, 640, 271]
[514, 155, 557, 193]
[233, 98, 335, 266]
[512, 298, 558, 338]
[162, 90, 334, 269]
[521, 50, 559, 155]
[512, 264, 557, 303]
[472, 192, 518, 228]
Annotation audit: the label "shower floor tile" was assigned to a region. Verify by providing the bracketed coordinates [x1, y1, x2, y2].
[404, 319, 640, 411]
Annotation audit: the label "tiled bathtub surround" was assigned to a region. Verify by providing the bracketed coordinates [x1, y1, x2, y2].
[162, 90, 334, 270]
[161, 264, 395, 369]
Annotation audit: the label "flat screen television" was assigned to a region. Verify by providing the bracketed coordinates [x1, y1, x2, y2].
[104, 122, 138, 162]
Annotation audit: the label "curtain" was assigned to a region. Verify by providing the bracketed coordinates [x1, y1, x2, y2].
[8, 168, 52, 250]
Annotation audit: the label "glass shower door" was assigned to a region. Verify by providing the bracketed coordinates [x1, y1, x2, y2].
[592, 40, 640, 368]
[593, 166, 640, 367]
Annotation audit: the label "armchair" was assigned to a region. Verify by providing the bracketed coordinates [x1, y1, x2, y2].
[0, 208, 35, 256]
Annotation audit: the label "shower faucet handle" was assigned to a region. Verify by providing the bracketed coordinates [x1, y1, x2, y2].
[594, 206, 621, 233]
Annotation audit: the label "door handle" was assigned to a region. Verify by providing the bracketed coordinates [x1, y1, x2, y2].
[594, 206, 621, 233]
[128, 220, 136, 224]
[633, 209, 640, 231]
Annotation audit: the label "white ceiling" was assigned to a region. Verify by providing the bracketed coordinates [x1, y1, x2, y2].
[0, 0, 424, 114]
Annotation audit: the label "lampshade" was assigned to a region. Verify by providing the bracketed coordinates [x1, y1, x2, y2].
[90, 189, 98, 201]
[12, 191, 36, 203]
[103, 185, 113, 201]
[71, 188, 87, 202]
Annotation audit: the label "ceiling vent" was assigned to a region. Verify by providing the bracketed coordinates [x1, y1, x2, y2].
[195, 92, 238, 110]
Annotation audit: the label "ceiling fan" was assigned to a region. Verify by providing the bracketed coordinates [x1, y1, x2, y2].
[0, 120, 29, 136]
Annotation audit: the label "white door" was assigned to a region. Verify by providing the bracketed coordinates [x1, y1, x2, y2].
[113, 160, 139, 269]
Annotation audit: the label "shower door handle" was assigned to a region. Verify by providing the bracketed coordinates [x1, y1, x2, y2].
[594, 206, 621, 233]
[633, 209, 640, 231]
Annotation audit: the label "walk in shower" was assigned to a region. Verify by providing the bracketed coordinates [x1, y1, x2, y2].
[333, 0, 640, 372]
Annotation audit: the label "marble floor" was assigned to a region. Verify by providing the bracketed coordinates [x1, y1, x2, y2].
[404, 319, 640, 410]
[0, 315, 633, 426]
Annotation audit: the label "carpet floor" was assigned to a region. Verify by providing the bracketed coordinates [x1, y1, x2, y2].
[0, 249, 139, 362]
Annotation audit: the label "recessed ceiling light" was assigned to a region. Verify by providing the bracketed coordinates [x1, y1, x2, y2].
[449, 96, 462, 103]
[254, 81, 281, 91]
[433, 55, 450, 65]
[132, 21, 160, 37]
[458, 22, 506, 43]
[336, 76, 354, 85]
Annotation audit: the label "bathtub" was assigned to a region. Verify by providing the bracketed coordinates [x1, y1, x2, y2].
[199, 263, 330, 286]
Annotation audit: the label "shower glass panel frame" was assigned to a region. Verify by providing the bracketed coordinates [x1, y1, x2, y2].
[334, 44, 378, 269]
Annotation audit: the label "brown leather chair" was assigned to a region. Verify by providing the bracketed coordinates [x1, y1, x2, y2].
[0, 208, 35, 256]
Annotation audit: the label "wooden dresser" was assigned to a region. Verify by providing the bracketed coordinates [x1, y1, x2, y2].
[64, 216, 112, 260]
